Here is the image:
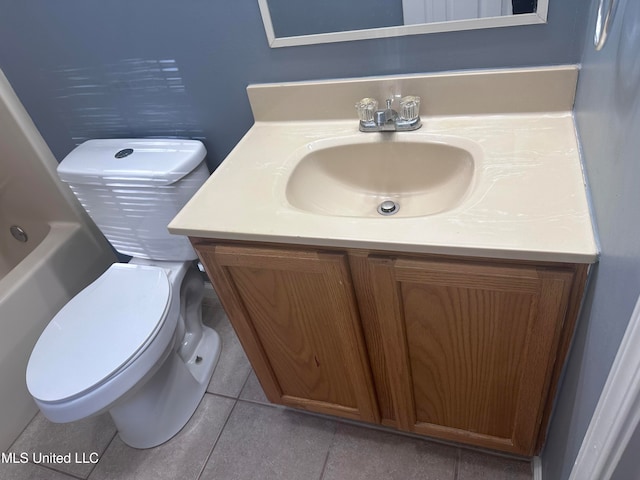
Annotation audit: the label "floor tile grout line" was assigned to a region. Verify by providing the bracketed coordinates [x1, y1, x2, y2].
[12, 427, 118, 480]
[235, 396, 279, 409]
[206, 391, 243, 402]
[195, 396, 240, 480]
[31, 462, 86, 480]
[454, 447, 461, 480]
[6, 412, 38, 454]
[205, 370, 253, 403]
[85, 430, 118, 480]
[237, 367, 252, 395]
[317, 422, 340, 480]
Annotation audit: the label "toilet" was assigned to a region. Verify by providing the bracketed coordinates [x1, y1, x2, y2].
[26, 139, 221, 449]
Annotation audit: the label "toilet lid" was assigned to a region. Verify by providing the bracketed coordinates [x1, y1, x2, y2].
[26, 263, 171, 403]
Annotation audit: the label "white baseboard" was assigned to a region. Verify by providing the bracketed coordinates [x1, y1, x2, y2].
[533, 456, 543, 480]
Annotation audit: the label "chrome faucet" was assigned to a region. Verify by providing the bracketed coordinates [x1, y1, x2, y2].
[356, 96, 422, 132]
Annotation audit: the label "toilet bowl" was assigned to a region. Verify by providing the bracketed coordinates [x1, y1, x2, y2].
[26, 139, 221, 448]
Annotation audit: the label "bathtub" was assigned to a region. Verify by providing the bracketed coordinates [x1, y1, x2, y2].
[0, 67, 114, 451]
[0, 220, 112, 450]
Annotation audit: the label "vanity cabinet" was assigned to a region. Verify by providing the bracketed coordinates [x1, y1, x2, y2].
[193, 240, 588, 456]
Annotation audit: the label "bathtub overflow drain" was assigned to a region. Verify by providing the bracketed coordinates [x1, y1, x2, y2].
[377, 200, 400, 216]
[10, 225, 28, 243]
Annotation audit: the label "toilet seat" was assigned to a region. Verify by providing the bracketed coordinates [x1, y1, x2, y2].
[27, 263, 172, 404]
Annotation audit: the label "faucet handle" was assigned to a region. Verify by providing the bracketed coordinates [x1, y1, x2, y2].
[399, 96, 421, 121]
[355, 98, 378, 122]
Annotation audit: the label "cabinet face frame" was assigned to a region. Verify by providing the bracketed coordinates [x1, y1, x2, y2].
[196, 243, 379, 423]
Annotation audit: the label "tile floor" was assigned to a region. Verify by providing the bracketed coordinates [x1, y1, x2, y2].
[1, 284, 533, 480]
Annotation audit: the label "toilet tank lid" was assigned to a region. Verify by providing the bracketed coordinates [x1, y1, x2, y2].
[57, 139, 207, 186]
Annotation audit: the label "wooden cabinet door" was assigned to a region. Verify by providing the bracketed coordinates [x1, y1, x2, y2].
[196, 244, 379, 423]
[368, 256, 574, 455]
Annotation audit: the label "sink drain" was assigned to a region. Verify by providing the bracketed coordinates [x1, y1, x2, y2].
[377, 200, 400, 216]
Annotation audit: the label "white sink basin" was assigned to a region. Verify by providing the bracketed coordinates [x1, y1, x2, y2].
[285, 138, 476, 218]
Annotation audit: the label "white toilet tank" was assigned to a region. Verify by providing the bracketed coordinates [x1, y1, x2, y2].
[57, 139, 209, 261]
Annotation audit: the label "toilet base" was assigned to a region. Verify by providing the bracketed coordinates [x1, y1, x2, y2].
[109, 325, 221, 448]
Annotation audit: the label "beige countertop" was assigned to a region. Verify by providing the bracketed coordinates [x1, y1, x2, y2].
[169, 67, 598, 264]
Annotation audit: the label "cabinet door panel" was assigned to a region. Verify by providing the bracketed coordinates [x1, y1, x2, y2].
[370, 257, 573, 455]
[229, 266, 358, 408]
[402, 283, 533, 439]
[196, 244, 378, 423]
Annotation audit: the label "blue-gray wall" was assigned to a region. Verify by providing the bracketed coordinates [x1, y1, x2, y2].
[542, 0, 640, 478]
[0, 0, 587, 169]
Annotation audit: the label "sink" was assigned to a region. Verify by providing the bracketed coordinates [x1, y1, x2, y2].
[285, 137, 477, 218]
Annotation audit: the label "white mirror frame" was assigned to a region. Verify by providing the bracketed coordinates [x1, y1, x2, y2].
[258, 0, 549, 48]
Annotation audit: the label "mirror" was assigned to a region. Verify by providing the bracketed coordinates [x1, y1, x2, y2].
[258, 0, 548, 48]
